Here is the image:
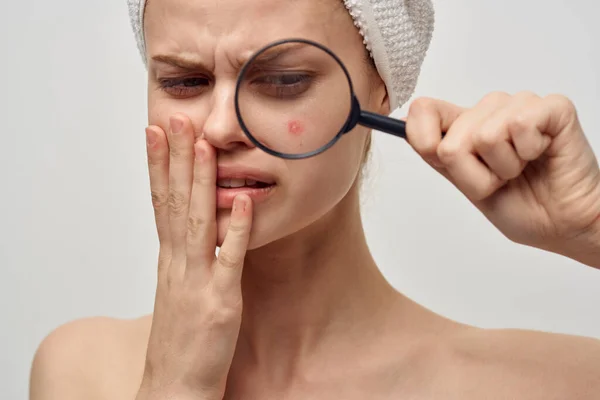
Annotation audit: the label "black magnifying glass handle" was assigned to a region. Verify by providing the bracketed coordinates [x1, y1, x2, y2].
[357, 110, 447, 139]
[358, 110, 407, 139]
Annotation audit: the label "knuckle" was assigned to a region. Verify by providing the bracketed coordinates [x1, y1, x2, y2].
[472, 129, 498, 151]
[546, 93, 576, 116]
[168, 190, 187, 217]
[514, 90, 539, 101]
[187, 215, 213, 238]
[481, 91, 510, 106]
[208, 304, 241, 327]
[151, 190, 169, 210]
[218, 251, 240, 270]
[489, 91, 511, 100]
[169, 144, 182, 158]
[227, 222, 247, 235]
[408, 97, 436, 115]
[193, 174, 214, 187]
[147, 153, 163, 167]
[436, 141, 461, 165]
[506, 113, 531, 136]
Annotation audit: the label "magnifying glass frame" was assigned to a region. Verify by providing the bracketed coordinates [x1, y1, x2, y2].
[234, 38, 408, 159]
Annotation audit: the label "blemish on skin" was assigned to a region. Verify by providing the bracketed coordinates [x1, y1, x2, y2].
[287, 120, 304, 136]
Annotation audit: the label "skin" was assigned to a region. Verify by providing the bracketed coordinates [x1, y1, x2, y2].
[29, 0, 600, 399]
[287, 120, 304, 136]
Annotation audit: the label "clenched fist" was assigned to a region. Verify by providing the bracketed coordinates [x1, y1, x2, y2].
[405, 92, 600, 266]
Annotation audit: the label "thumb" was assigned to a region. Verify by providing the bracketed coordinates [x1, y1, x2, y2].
[405, 98, 465, 166]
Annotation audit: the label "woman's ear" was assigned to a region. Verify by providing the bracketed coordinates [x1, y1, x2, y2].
[369, 70, 391, 115]
[379, 89, 391, 115]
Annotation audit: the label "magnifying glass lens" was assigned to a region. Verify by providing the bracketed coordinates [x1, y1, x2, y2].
[236, 41, 353, 157]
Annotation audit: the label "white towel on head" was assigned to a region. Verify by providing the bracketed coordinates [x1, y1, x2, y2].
[126, 0, 435, 111]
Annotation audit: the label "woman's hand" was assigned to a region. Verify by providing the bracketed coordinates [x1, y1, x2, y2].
[405, 91, 600, 267]
[136, 114, 252, 400]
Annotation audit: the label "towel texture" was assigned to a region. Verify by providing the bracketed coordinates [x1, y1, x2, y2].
[127, 0, 434, 111]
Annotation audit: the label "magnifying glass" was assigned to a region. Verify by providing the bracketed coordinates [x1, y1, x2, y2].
[234, 38, 410, 160]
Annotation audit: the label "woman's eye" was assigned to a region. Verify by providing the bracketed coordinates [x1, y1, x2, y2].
[158, 77, 210, 97]
[264, 74, 307, 86]
[251, 73, 313, 98]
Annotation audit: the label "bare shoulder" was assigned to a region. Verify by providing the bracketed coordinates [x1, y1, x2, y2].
[30, 315, 152, 400]
[445, 325, 600, 399]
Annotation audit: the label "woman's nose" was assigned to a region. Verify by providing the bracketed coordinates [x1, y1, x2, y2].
[202, 83, 255, 152]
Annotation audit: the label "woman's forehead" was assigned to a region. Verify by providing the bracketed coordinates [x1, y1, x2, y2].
[143, 0, 354, 70]
[145, 0, 341, 39]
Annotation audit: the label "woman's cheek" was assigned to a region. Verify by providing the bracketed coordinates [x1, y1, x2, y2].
[287, 154, 357, 213]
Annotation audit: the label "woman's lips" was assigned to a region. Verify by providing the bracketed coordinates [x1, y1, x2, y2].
[216, 184, 275, 208]
[215, 165, 277, 208]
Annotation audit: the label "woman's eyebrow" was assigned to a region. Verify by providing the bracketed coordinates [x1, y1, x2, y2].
[151, 54, 211, 71]
[235, 42, 314, 68]
[151, 43, 311, 72]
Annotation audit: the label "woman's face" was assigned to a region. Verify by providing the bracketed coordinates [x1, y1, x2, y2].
[144, 0, 389, 249]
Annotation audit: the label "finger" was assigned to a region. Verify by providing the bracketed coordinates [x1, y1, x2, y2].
[538, 94, 578, 137]
[473, 108, 526, 180]
[146, 125, 172, 277]
[507, 95, 558, 160]
[436, 92, 512, 200]
[213, 195, 253, 293]
[186, 139, 218, 275]
[436, 124, 505, 201]
[510, 120, 551, 161]
[167, 114, 196, 264]
[405, 97, 465, 167]
[146, 126, 170, 243]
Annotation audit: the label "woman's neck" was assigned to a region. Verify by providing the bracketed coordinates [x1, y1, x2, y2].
[230, 188, 402, 386]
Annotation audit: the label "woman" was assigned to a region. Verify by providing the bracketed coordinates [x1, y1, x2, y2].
[30, 0, 600, 398]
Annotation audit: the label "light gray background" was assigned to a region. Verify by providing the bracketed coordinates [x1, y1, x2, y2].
[2, 0, 599, 398]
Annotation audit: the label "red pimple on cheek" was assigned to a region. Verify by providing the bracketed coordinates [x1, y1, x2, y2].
[287, 120, 304, 136]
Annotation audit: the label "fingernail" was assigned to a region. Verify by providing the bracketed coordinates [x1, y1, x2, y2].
[170, 116, 183, 134]
[145, 127, 157, 147]
[234, 196, 246, 212]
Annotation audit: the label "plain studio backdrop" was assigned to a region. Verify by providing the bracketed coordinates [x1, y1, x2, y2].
[1, 0, 599, 398]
